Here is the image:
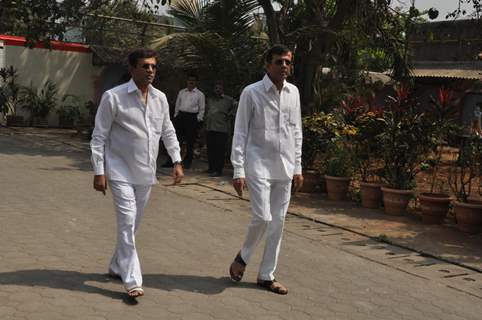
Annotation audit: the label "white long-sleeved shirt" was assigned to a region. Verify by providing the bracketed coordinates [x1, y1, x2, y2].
[174, 87, 205, 121]
[231, 74, 303, 180]
[90, 79, 181, 185]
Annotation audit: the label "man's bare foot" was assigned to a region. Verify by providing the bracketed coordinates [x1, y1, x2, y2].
[257, 279, 288, 295]
[127, 287, 144, 298]
[229, 252, 246, 282]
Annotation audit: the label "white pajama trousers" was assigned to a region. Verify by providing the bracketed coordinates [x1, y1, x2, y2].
[108, 180, 152, 290]
[240, 177, 292, 281]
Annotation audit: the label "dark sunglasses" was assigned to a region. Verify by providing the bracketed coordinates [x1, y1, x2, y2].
[141, 63, 157, 70]
[273, 59, 292, 66]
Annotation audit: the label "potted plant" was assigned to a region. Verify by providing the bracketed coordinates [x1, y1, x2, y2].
[379, 84, 434, 215]
[418, 87, 459, 224]
[354, 112, 385, 209]
[449, 134, 482, 233]
[323, 112, 356, 201]
[342, 94, 386, 208]
[20, 80, 58, 127]
[0, 66, 23, 126]
[299, 112, 336, 193]
[57, 95, 82, 128]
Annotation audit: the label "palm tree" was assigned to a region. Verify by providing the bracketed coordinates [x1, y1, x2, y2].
[150, 0, 265, 96]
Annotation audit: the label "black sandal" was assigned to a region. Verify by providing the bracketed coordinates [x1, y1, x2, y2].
[229, 252, 246, 282]
[257, 279, 288, 295]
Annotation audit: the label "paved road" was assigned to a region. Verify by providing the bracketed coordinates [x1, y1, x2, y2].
[1, 128, 481, 320]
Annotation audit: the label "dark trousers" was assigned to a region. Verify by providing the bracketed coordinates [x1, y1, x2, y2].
[206, 130, 228, 173]
[175, 111, 198, 166]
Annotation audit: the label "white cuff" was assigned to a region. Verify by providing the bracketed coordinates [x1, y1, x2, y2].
[233, 167, 245, 179]
[94, 165, 105, 176]
[170, 153, 182, 163]
[294, 165, 302, 176]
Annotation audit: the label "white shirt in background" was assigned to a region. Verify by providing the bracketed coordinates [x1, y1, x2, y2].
[91, 79, 181, 185]
[231, 74, 303, 180]
[174, 87, 206, 121]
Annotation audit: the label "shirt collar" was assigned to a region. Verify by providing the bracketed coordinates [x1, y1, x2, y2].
[262, 74, 290, 93]
[127, 78, 155, 95]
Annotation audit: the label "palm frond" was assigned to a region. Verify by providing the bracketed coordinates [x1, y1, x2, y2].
[150, 31, 226, 70]
[169, 0, 211, 30]
[204, 0, 259, 37]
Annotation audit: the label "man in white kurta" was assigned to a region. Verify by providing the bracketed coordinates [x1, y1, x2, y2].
[90, 49, 183, 298]
[229, 45, 304, 295]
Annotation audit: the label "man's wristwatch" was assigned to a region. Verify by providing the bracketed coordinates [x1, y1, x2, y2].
[173, 161, 182, 167]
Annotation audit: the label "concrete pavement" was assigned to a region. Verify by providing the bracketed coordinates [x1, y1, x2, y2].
[0, 127, 481, 320]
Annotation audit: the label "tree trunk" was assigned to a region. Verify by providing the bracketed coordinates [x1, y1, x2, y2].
[258, 0, 281, 44]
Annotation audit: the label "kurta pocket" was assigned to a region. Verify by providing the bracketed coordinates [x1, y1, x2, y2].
[150, 116, 164, 133]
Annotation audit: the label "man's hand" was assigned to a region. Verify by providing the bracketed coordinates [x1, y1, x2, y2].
[93, 175, 107, 195]
[293, 174, 304, 193]
[172, 163, 184, 184]
[233, 178, 246, 197]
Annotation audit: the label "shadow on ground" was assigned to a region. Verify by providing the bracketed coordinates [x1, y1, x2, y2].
[0, 269, 255, 304]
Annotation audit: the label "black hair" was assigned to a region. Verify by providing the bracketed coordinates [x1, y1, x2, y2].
[265, 44, 291, 64]
[187, 74, 199, 81]
[127, 49, 157, 67]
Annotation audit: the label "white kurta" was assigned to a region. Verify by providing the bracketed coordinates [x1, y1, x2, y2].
[231, 74, 302, 180]
[91, 79, 181, 185]
[90, 79, 181, 290]
[174, 87, 206, 121]
[231, 74, 303, 281]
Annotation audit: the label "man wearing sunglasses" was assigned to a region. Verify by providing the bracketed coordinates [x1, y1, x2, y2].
[90, 49, 183, 298]
[229, 44, 303, 295]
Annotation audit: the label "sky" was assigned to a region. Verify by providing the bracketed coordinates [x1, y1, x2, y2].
[156, 1, 474, 21]
[391, 0, 474, 20]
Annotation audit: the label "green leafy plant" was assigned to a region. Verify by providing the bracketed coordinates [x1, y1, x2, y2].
[324, 136, 355, 178]
[448, 134, 481, 202]
[422, 87, 462, 193]
[302, 111, 354, 172]
[340, 93, 385, 182]
[321, 109, 357, 178]
[302, 112, 331, 169]
[20, 80, 58, 124]
[56, 95, 82, 128]
[0, 66, 21, 119]
[378, 84, 435, 190]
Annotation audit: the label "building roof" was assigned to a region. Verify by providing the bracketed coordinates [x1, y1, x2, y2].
[411, 61, 482, 80]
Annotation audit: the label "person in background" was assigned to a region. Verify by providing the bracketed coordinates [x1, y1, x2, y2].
[205, 81, 237, 177]
[472, 103, 481, 136]
[163, 74, 205, 169]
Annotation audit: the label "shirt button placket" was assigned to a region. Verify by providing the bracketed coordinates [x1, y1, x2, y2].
[278, 90, 283, 151]
[144, 98, 152, 168]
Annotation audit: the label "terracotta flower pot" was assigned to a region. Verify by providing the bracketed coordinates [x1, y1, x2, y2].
[418, 193, 452, 224]
[360, 182, 383, 209]
[381, 187, 413, 216]
[299, 169, 323, 193]
[453, 201, 482, 234]
[324, 175, 351, 201]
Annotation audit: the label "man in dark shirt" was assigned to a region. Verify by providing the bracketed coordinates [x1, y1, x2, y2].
[205, 81, 237, 177]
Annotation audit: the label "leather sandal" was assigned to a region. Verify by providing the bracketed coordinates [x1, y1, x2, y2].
[256, 279, 288, 295]
[127, 287, 144, 298]
[229, 252, 246, 282]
